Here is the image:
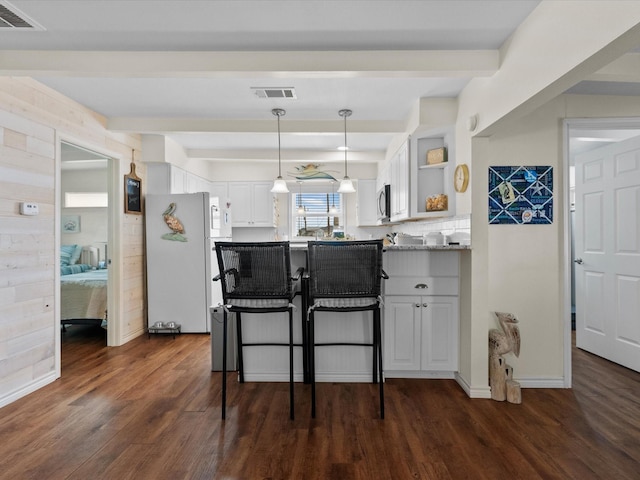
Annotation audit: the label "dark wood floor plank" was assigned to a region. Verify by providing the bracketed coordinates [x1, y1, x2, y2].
[1, 329, 639, 479]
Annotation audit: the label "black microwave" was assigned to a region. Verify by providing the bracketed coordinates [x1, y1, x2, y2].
[377, 184, 391, 223]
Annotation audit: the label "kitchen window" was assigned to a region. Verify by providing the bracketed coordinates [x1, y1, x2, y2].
[291, 184, 342, 240]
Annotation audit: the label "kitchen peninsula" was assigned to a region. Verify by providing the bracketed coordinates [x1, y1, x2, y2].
[212, 243, 469, 383]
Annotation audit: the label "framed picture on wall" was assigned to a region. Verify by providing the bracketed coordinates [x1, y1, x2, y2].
[124, 162, 142, 215]
[61, 215, 81, 233]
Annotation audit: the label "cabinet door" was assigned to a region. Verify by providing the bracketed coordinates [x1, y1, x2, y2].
[209, 182, 228, 203]
[170, 166, 187, 193]
[250, 182, 275, 226]
[390, 142, 409, 221]
[356, 179, 377, 226]
[228, 182, 253, 226]
[384, 296, 421, 371]
[420, 296, 459, 371]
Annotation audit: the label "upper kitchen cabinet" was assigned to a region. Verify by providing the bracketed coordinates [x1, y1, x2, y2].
[356, 179, 378, 226]
[409, 127, 455, 219]
[389, 141, 409, 222]
[146, 163, 214, 195]
[228, 181, 276, 227]
[146, 163, 187, 194]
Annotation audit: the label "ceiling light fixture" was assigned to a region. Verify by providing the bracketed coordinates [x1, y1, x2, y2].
[337, 109, 356, 194]
[297, 181, 305, 214]
[270, 108, 289, 193]
[329, 181, 338, 214]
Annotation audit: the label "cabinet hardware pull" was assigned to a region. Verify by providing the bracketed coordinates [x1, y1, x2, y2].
[415, 304, 421, 308]
[415, 283, 428, 289]
[423, 303, 428, 308]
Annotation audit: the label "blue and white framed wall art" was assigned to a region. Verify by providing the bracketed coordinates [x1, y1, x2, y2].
[488, 166, 553, 225]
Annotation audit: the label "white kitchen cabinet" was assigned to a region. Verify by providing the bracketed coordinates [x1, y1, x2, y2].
[356, 179, 378, 226]
[384, 294, 458, 372]
[147, 163, 215, 195]
[383, 249, 460, 377]
[146, 163, 186, 194]
[390, 141, 409, 222]
[209, 182, 228, 203]
[228, 181, 275, 227]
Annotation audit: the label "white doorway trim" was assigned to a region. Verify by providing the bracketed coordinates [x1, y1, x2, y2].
[56, 133, 124, 374]
[563, 116, 640, 387]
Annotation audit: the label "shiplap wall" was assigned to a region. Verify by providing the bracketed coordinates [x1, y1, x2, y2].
[0, 77, 144, 406]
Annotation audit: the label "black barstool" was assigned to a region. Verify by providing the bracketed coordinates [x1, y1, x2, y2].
[214, 241, 303, 420]
[306, 240, 388, 419]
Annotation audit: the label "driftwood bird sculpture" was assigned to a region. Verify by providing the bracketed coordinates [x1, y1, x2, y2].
[489, 311, 521, 402]
[161, 202, 187, 242]
[489, 311, 521, 358]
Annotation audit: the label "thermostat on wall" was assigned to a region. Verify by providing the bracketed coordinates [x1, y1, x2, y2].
[19, 202, 39, 216]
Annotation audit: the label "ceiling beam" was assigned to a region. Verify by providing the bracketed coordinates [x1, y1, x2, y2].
[187, 148, 384, 163]
[0, 50, 499, 78]
[107, 117, 405, 134]
[584, 52, 640, 83]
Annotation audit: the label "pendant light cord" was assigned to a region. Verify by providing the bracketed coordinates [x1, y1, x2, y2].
[277, 112, 282, 177]
[343, 112, 348, 177]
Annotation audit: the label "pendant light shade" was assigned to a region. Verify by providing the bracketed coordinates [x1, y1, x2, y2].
[329, 181, 338, 214]
[297, 181, 305, 214]
[271, 108, 289, 193]
[337, 109, 356, 193]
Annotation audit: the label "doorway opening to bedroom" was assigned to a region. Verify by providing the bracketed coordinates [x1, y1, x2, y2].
[60, 142, 110, 350]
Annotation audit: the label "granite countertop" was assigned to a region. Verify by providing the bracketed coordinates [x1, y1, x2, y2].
[289, 242, 470, 251]
[383, 244, 471, 251]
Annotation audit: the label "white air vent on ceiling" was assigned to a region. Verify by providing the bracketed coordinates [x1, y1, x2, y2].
[251, 87, 297, 99]
[0, 1, 44, 29]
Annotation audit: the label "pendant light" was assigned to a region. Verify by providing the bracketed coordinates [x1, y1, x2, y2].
[270, 108, 289, 193]
[329, 181, 338, 214]
[337, 109, 356, 193]
[297, 181, 305, 214]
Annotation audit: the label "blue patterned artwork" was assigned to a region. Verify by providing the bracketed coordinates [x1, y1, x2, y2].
[488, 166, 553, 224]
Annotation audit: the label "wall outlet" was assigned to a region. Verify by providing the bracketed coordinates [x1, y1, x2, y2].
[19, 202, 39, 216]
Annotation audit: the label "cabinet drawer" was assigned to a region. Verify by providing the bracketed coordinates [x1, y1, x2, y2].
[384, 276, 459, 296]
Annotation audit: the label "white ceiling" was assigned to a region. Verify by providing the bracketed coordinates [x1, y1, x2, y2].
[2, 0, 639, 163]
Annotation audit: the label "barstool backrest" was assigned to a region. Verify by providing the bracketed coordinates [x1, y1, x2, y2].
[215, 242, 293, 302]
[307, 240, 384, 300]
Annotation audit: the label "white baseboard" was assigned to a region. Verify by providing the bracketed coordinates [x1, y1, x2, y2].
[516, 376, 567, 388]
[455, 373, 492, 398]
[0, 372, 57, 409]
[384, 371, 456, 379]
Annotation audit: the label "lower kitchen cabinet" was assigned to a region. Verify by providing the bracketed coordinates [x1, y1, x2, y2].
[383, 249, 460, 378]
[384, 295, 459, 375]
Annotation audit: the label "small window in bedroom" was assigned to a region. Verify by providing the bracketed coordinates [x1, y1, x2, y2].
[64, 192, 108, 208]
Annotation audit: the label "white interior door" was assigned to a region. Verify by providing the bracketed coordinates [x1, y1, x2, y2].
[574, 135, 640, 372]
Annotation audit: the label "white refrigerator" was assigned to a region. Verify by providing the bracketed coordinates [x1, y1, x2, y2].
[145, 192, 230, 333]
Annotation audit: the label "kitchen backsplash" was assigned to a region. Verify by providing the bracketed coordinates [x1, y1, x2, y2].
[394, 214, 471, 239]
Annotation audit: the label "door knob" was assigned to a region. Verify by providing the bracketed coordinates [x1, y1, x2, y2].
[574, 258, 583, 264]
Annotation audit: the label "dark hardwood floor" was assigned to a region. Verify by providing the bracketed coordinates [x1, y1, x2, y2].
[0, 326, 639, 479]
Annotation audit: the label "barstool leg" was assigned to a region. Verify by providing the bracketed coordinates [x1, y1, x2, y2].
[372, 310, 378, 384]
[310, 310, 316, 418]
[376, 308, 384, 419]
[236, 312, 244, 383]
[222, 310, 227, 420]
[289, 308, 294, 420]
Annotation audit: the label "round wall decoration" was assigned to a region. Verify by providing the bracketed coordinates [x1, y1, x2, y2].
[454, 164, 470, 193]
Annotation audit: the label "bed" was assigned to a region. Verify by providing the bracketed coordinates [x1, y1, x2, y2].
[60, 245, 108, 330]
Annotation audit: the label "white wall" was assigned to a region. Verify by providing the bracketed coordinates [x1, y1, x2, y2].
[0, 77, 143, 408]
[459, 94, 640, 396]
